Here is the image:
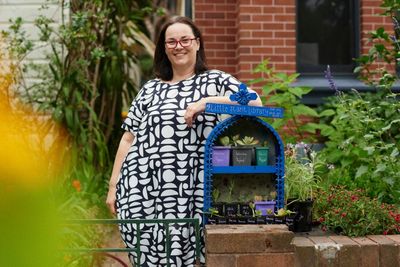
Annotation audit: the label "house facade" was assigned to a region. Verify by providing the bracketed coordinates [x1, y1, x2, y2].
[192, 0, 394, 104]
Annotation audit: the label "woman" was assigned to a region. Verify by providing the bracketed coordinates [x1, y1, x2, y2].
[106, 16, 262, 266]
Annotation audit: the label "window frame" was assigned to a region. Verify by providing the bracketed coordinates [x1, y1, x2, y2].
[295, 0, 361, 76]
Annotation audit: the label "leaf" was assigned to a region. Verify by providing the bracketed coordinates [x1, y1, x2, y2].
[292, 105, 319, 117]
[288, 87, 304, 98]
[363, 146, 375, 155]
[355, 165, 368, 178]
[319, 109, 336, 117]
[390, 148, 399, 158]
[375, 163, 387, 173]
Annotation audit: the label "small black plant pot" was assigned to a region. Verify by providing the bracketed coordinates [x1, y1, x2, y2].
[227, 216, 238, 224]
[207, 216, 218, 224]
[274, 216, 286, 224]
[231, 147, 253, 166]
[265, 215, 275, 224]
[236, 216, 248, 224]
[224, 202, 239, 217]
[217, 217, 228, 224]
[239, 203, 253, 217]
[256, 216, 267, 224]
[287, 199, 313, 232]
[212, 202, 225, 216]
[246, 216, 257, 224]
[285, 215, 296, 232]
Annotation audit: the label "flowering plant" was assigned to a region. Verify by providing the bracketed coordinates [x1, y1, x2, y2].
[314, 186, 400, 237]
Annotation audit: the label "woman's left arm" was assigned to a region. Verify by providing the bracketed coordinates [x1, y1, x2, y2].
[184, 95, 262, 127]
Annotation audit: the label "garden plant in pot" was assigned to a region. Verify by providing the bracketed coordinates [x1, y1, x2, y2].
[285, 144, 321, 232]
[212, 136, 232, 166]
[232, 136, 259, 166]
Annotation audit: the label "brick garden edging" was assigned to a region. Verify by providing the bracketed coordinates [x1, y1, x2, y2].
[205, 225, 400, 267]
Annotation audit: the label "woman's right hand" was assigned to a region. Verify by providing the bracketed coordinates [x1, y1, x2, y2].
[106, 186, 117, 215]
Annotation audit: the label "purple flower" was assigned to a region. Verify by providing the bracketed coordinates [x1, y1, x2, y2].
[324, 65, 340, 96]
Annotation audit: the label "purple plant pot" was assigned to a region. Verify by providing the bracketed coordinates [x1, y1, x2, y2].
[255, 200, 276, 216]
[212, 146, 230, 166]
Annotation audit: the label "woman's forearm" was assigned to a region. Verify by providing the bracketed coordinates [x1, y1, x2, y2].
[109, 131, 135, 187]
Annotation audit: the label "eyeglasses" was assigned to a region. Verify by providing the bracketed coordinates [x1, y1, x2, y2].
[165, 38, 197, 49]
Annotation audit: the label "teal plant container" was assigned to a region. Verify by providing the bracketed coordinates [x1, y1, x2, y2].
[255, 147, 269, 165]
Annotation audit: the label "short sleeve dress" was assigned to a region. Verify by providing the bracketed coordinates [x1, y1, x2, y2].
[116, 70, 244, 267]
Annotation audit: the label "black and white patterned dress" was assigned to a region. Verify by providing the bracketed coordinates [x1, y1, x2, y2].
[116, 70, 241, 267]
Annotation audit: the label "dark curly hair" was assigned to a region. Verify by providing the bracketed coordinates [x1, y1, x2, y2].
[153, 16, 208, 81]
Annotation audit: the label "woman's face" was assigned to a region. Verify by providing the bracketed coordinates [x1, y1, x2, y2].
[164, 23, 200, 73]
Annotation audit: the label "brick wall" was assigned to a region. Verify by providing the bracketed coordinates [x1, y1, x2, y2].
[194, 0, 394, 83]
[206, 225, 400, 267]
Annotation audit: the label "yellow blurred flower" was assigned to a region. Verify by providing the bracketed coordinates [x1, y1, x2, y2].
[121, 110, 128, 119]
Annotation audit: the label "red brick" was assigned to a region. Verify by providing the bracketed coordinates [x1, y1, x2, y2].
[275, 47, 295, 54]
[239, 14, 251, 22]
[236, 253, 295, 267]
[205, 12, 225, 19]
[252, 31, 273, 38]
[238, 47, 251, 54]
[274, 31, 295, 38]
[274, 15, 294, 22]
[196, 19, 215, 27]
[206, 225, 262, 253]
[367, 235, 399, 267]
[274, 0, 294, 5]
[262, 23, 284, 30]
[196, 4, 216, 11]
[204, 28, 225, 34]
[253, 0, 274, 4]
[329, 236, 361, 267]
[238, 6, 260, 13]
[216, 35, 236, 42]
[364, 16, 385, 24]
[263, 6, 285, 14]
[207, 254, 237, 267]
[240, 39, 262, 46]
[308, 236, 340, 266]
[352, 237, 380, 267]
[291, 237, 315, 267]
[252, 47, 273, 54]
[252, 15, 274, 22]
[240, 22, 262, 30]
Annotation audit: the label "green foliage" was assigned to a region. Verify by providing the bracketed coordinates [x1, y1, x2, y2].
[314, 186, 400, 237]
[251, 59, 320, 143]
[4, 1, 158, 203]
[317, 91, 400, 204]
[317, 1, 400, 205]
[284, 144, 321, 202]
[354, 1, 400, 91]
[236, 136, 259, 146]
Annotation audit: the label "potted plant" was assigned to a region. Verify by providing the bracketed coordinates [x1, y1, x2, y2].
[285, 145, 321, 232]
[254, 192, 276, 217]
[211, 188, 224, 216]
[224, 179, 239, 222]
[232, 136, 259, 166]
[212, 136, 232, 166]
[255, 140, 269, 166]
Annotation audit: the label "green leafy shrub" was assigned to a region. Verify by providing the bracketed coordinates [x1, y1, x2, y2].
[251, 59, 322, 143]
[314, 186, 400, 237]
[317, 85, 400, 204]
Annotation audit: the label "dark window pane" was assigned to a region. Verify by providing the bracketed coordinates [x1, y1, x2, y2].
[297, 0, 357, 74]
